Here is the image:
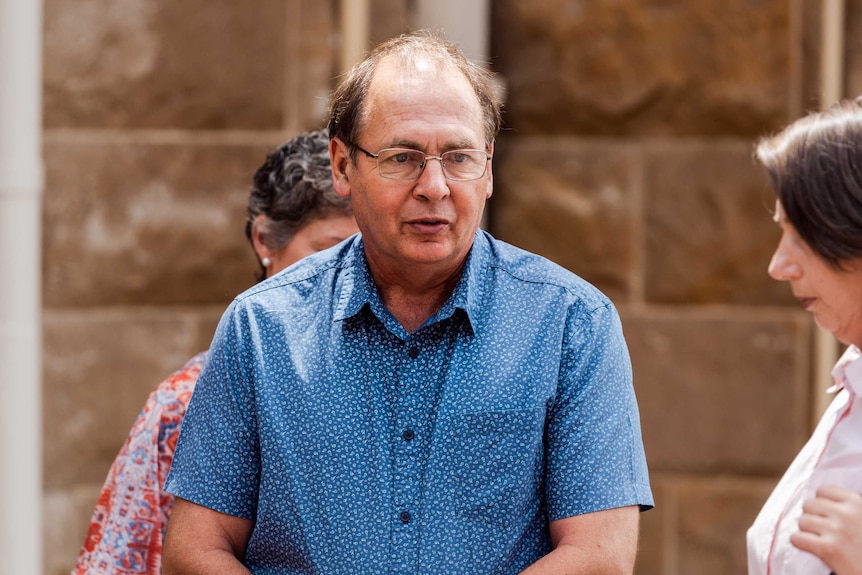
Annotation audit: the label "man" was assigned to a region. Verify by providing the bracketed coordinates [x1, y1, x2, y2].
[163, 32, 653, 574]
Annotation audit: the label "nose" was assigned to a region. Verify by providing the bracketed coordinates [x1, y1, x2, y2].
[412, 156, 449, 202]
[767, 237, 801, 281]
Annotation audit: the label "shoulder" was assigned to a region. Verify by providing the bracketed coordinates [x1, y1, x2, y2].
[153, 351, 206, 397]
[230, 235, 358, 311]
[139, 351, 208, 423]
[478, 231, 612, 312]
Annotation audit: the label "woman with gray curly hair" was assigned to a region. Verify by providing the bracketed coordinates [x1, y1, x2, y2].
[247, 129, 356, 281]
[72, 129, 356, 575]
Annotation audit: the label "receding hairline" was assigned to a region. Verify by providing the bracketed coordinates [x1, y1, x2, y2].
[356, 54, 486, 140]
[328, 31, 502, 148]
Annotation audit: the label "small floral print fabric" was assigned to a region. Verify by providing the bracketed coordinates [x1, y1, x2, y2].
[72, 352, 206, 575]
[166, 231, 653, 574]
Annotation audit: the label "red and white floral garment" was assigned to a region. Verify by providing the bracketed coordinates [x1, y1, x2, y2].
[72, 352, 205, 575]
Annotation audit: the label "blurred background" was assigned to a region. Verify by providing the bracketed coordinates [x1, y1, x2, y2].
[3, 0, 862, 573]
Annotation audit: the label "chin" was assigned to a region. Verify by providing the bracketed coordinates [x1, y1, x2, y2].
[404, 245, 454, 262]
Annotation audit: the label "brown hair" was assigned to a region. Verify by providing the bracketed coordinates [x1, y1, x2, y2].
[327, 30, 503, 156]
[755, 97, 862, 267]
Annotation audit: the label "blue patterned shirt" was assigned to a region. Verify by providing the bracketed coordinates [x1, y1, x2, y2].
[165, 231, 653, 574]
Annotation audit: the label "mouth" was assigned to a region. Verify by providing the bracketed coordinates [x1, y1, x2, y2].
[406, 218, 449, 234]
[795, 296, 815, 310]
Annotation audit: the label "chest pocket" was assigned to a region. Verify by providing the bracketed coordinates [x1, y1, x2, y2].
[453, 407, 546, 529]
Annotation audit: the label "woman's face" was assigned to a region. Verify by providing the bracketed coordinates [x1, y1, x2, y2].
[270, 214, 359, 274]
[769, 200, 862, 347]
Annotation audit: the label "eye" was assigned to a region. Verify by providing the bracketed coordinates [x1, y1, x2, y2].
[446, 151, 471, 164]
[380, 149, 423, 166]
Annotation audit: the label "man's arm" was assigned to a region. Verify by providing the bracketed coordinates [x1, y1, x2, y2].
[520, 505, 640, 575]
[162, 497, 255, 575]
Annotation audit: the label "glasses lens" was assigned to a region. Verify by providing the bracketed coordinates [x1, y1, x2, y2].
[441, 150, 488, 181]
[373, 148, 489, 180]
[377, 149, 425, 180]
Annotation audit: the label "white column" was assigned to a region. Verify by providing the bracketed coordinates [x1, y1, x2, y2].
[339, 0, 370, 74]
[811, 0, 845, 424]
[0, 0, 44, 572]
[820, 0, 845, 108]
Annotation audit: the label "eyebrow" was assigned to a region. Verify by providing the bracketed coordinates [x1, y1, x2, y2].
[387, 138, 478, 151]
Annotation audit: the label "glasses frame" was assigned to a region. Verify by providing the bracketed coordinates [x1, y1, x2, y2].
[352, 143, 492, 181]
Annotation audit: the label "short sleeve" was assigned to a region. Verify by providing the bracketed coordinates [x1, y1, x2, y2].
[164, 300, 262, 520]
[545, 300, 654, 520]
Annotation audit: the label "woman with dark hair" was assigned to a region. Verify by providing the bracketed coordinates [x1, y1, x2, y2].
[747, 98, 862, 575]
[72, 129, 357, 575]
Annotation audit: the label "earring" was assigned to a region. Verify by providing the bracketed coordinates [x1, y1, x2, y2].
[261, 257, 271, 267]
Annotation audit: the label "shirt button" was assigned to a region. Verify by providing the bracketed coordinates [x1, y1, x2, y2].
[402, 429, 415, 441]
[400, 511, 412, 524]
[407, 347, 419, 359]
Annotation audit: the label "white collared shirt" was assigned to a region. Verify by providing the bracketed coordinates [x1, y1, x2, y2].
[747, 345, 862, 574]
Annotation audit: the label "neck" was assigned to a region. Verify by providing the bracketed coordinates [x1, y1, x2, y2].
[368, 259, 465, 333]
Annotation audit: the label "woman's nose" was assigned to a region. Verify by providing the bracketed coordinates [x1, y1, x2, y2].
[767, 241, 801, 281]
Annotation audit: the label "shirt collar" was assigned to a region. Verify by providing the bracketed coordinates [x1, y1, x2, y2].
[333, 231, 490, 335]
[332, 235, 373, 323]
[829, 345, 862, 396]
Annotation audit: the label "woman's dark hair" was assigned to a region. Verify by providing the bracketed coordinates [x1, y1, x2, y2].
[327, 30, 503, 156]
[755, 97, 862, 267]
[245, 129, 352, 280]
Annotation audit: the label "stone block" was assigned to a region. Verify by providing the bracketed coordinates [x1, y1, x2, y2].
[43, 0, 287, 130]
[634, 478, 666, 575]
[633, 475, 779, 574]
[43, 307, 223, 488]
[491, 0, 791, 136]
[675, 477, 777, 575]
[287, 0, 337, 129]
[370, 0, 412, 47]
[43, 137, 271, 307]
[644, 142, 795, 306]
[44, 484, 103, 575]
[623, 309, 811, 475]
[491, 137, 636, 303]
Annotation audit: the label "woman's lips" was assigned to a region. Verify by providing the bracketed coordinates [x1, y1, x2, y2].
[797, 296, 815, 310]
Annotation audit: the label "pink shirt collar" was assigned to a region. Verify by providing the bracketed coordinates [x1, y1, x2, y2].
[829, 345, 862, 395]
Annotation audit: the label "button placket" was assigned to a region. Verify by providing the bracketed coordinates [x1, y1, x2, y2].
[391, 336, 424, 568]
[387, 326, 456, 573]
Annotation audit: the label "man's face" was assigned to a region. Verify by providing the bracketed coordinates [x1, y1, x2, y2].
[330, 58, 493, 279]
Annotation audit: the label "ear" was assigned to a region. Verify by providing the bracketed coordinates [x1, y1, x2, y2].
[250, 215, 275, 266]
[329, 137, 353, 198]
[484, 140, 495, 199]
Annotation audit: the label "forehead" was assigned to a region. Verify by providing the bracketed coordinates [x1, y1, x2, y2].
[360, 57, 485, 146]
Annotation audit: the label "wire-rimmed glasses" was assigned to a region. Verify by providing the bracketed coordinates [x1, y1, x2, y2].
[352, 144, 491, 181]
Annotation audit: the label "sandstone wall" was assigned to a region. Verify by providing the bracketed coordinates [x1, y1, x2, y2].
[42, 1, 336, 571]
[41, 1, 862, 573]
[491, 2, 852, 573]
